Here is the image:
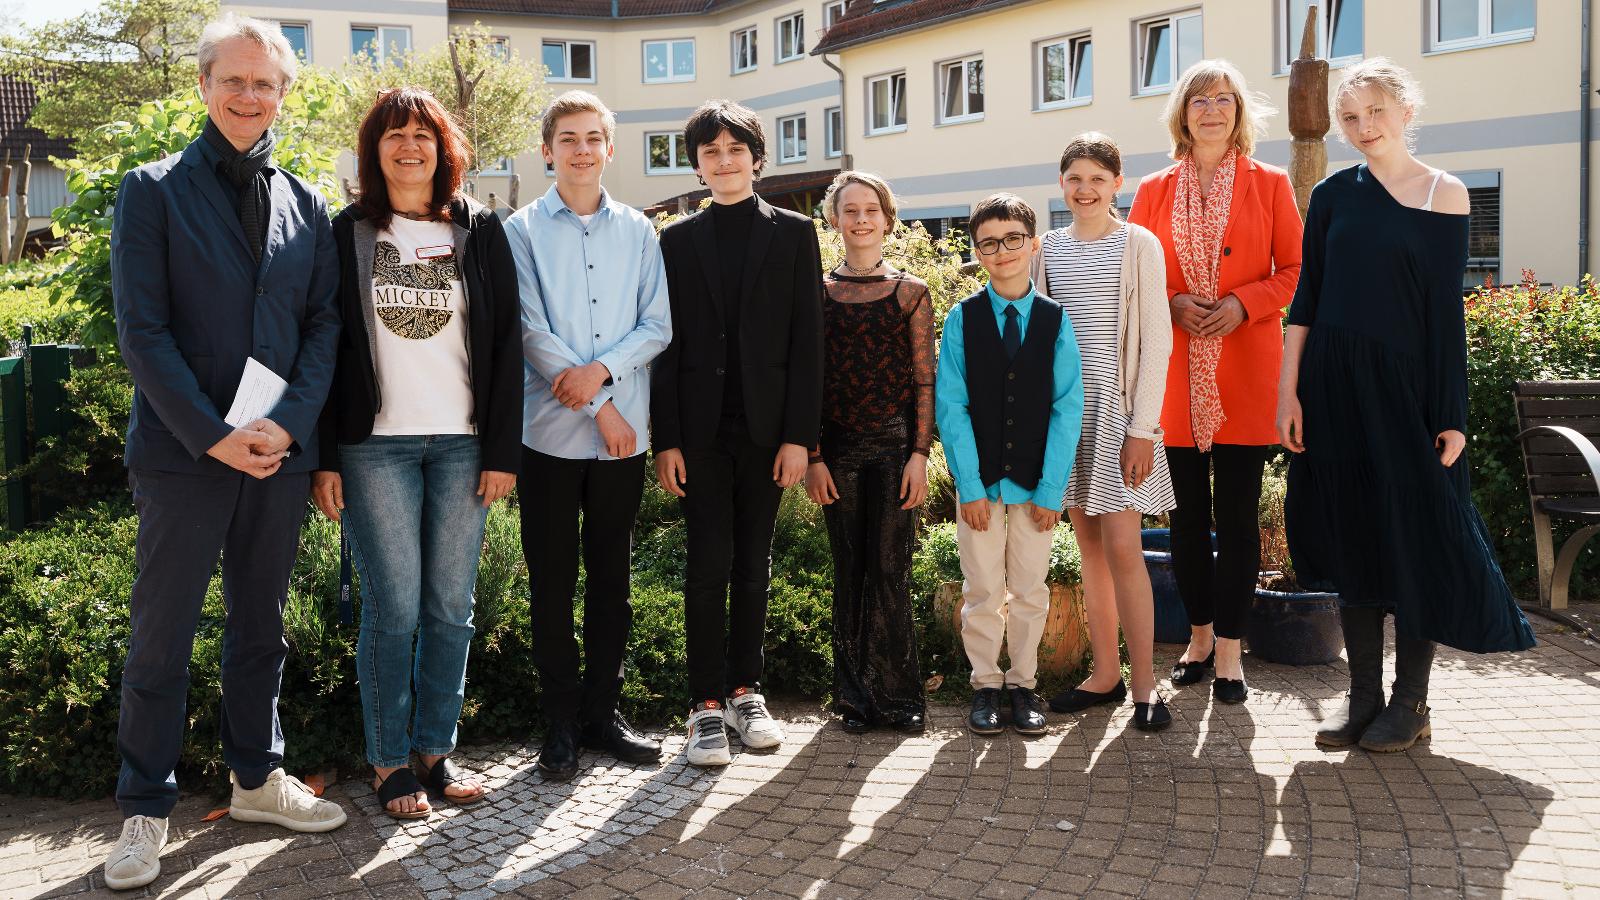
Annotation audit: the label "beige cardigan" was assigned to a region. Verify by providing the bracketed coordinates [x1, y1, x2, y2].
[1030, 221, 1172, 441]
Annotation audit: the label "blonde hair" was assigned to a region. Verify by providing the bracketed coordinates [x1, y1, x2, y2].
[822, 170, 899, 229]
[1333, 57, 1425, 150]
[540, 90, 617, 150]
[198, 13, 299, 88]
[1163, 58, 1274, 159]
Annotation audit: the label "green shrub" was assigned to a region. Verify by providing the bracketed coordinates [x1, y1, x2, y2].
[0, 281, 88, 347]
[1464, 276, 1600, 601]
[13, 364, 134, 513]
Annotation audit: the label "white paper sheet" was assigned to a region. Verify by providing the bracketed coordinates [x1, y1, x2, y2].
[223, 357, 289, 428]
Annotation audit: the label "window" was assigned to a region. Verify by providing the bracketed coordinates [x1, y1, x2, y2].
[907, 215, 973, 258]
[866, 71, 907, 134]
[544, 159, 556, 178]
[1281, 0, 1361, 70]
[777, 113, 806, 163]
[1462, 172, 1502, 288]
[486, 36, 510, 62]
[732, 26, 757, 73]
[824, 1, 846, 29]
[1431, 0, 1533, 51]
[543, 39, 595, 82]
[277, 23, 309, 60]
[1136, 11, 1201, 95]
[777, 12, 805, 63]
[1038, 33, 1092, 109]
[1049, 209, 1072, 230]
[479, 157, 512, 175]
[646, 131, 693, 174]
[938, 56, 984, 124]
[351, 26, 410, 65]
[825, 106, 843, 158]
[643, 39, 695, 83]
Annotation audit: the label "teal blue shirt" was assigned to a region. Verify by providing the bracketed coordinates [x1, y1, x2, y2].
[934, 281, 1085, 511]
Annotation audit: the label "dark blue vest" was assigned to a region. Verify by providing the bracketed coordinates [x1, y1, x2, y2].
[961, 291, 1061, 492]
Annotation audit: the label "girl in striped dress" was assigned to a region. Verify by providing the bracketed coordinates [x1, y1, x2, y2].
[1032, 133, 1177, 731]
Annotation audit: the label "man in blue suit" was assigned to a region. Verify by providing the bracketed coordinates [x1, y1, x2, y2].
[102, 14, 345, 891]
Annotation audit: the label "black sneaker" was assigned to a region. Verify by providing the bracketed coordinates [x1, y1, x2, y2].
[968, 688, 1003, 735]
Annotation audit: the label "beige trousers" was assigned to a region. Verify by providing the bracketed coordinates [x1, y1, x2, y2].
[957, 499, 1054, 690]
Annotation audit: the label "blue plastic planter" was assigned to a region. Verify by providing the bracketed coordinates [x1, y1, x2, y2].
[1247, 588, 1344, 665]
[1142, 528, 1199, 644]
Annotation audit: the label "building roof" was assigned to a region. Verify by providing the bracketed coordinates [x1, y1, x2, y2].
[812, 0, 1041, 55]
[445, 0, 755, 17]
[0, 76, 73, 160]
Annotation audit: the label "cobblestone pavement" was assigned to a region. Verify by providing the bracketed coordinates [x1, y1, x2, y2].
[6, 611, 1600, 900]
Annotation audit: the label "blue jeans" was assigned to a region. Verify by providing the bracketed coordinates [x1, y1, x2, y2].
[341, 435, 488, 768]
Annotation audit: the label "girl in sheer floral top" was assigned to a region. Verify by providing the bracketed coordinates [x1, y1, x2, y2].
[803, 171, 936, 734]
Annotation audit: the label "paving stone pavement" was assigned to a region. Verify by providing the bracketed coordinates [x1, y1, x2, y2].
[6, 611, 1600, 900]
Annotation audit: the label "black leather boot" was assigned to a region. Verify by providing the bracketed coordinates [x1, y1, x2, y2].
[582, 711, 663, 764]
[1360, 634, 1434, 753]
[538, 720, 582, 779]
[1316, 606, 1386, 747]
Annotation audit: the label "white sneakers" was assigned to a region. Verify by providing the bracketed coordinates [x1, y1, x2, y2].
[686, 701, 732, 767]
[725, 689, 784, 750]
[103, 815, 167, 891]
[227, 769, 348, 833]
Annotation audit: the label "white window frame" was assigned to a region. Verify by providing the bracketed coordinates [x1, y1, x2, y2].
[1036, 32, 1092, 110]
[824, 106, 843, 158]
[1427, 0, 1534, 53]
[644, 131, 694, 175]
[936, 55, 984, 125]
[1134, 10, 1202, 96]
[777, 113, 807, 164]
[824, 1, 847, 29]
[1278, 0, 1362, 72]
[642, 38, 696, 84]
[478, 157, 513, 176]
[351, 25, 411, 66]
[776, 11, 805, 63]
[542, 38, 596, 83]
[731, 25, 757, 74]
[276, 22, 310, 61]
[865, 70, 907, 135]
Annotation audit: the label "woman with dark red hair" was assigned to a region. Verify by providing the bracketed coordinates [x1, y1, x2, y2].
[311, 87, 522, 819]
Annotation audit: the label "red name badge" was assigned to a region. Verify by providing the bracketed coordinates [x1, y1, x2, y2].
[416, 244, 453, 260]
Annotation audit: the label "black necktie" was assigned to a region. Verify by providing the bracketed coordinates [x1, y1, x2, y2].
[1003, 304, 1021, 360]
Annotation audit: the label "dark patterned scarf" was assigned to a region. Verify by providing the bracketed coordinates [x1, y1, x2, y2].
[202, 118, 275, 265]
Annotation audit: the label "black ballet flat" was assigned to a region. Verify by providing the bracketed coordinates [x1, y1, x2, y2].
[1171, 650, 1215, 686]
[1133, 696, 1173, 731]
[1048, 680, 1127, 714]
[1213, 678, 1248, 705]
[889, 713, 925, 734]
[841, 715, 871, 734]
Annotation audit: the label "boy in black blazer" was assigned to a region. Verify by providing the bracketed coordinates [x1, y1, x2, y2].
[651, 100, 824, 767]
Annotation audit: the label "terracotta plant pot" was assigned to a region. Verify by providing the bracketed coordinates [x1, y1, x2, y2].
[934, 581, 1091, 679]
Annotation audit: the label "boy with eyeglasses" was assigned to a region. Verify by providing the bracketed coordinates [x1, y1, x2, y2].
[935, 193, 1084, 736]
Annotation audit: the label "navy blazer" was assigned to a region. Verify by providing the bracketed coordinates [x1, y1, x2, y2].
[112, 137, 341, 475]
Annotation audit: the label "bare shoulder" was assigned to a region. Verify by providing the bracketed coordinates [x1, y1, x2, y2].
[1431, 171, 1471, 216]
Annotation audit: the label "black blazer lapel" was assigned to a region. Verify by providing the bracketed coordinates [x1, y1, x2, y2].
[690, 209, 725, 320]
[738, 196, 777, 313]
[256, 169, 291, 281]
[180, 143, 254, 261]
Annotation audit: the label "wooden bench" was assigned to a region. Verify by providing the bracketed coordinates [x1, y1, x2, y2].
[1515, 381, 1600, 608]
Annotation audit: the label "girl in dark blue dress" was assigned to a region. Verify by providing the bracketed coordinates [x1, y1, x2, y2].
[1276, 59, 1535, 754]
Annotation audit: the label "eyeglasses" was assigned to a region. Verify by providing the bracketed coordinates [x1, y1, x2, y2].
[974, 232, 1028, 256]
[211, 76, 285, 98]
[1188, 93, 1236, 113]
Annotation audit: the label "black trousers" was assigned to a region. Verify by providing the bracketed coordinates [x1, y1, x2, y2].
[679, 420, 784, 704]
[117, 468, 308, 817]
[1165, 444, 1271, 640]
[519, 447, 646, 723]
[822, 418, 925, 723]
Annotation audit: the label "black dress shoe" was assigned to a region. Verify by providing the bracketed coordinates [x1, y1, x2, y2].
[1171, 650, 1215, 686]
[840, 715, 871, 734]
[1007, 686, 1047, 735]
[580, 712, 661, 764]
[1048, 680, 1127, 714]
[969, 688, 1003, 735]
[1213, 677, 1248, 704]
[890, 712, 926, 734]
[1133, 696, 1173, 731]
[538, 720, 581, 779]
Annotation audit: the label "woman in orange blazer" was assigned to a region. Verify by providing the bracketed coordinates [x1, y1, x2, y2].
[1128, 59, 1302, 705]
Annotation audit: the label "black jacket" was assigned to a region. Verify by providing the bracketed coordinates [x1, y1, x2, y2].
[651, 196, 824, 451]
[317, 197, 523, 475]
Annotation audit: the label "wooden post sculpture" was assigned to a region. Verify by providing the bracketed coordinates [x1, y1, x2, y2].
[8, 144, 30, 264]
[508, 172, 520, 210]
[0, 151, 12, 262]
[1287, 6, 1329, 220]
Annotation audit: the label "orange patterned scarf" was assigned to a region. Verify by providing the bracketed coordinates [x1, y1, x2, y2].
[1171, 149, 1237, 452]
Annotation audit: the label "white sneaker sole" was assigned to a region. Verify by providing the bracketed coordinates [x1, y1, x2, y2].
[104, 860, 160, 891]
[228, 804, 348, 833]
[729, 725, 783, 750]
